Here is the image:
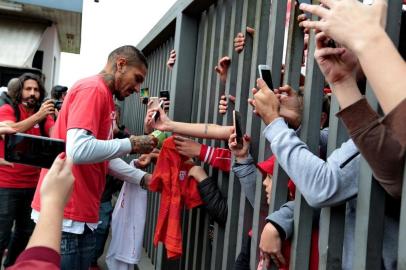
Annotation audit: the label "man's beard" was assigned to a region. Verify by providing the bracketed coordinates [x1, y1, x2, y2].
[22, 96, 39, 109]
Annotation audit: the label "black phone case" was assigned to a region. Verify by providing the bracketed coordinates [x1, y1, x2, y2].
[5, 133, 65, 169]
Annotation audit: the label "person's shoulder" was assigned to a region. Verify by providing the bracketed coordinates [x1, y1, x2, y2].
[70, 75, 109, 95]
[0, 103, 15, 114]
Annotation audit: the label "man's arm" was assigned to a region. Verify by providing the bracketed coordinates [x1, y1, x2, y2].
[337, 98, 404, 198]
[108, 158, 147, 185]
[0, 100, 54, 133]
[146, 106, 233, 140]
[232, 155, 257, 208]
[264, 118, 359, 208]
[66, 129, 157, 164]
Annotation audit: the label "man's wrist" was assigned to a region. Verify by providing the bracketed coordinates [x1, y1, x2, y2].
[263, 113, 279, 126]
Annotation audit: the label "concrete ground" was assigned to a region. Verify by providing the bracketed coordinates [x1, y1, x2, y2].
[97, 227, 154, 270]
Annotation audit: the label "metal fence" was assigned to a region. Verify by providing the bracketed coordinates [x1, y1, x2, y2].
[120, 0, 406, 269]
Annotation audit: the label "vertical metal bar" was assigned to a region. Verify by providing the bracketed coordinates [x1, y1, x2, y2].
[289, 0, 325, 268]
[251, 0, 287, 269]
[318, 96, 348, 270]
[353, 1, 403, 269]
[398, 160, 406, 270]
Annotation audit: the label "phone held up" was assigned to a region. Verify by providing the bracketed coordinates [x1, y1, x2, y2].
[258, 65, 274, 90]
[150, 98, 164, 122]
[233, 110, 244, 149]
[5, 133, 65, 169]
[159, 90, 170, 101]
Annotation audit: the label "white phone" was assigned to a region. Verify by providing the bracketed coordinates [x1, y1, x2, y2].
[258, 64, 274, 90]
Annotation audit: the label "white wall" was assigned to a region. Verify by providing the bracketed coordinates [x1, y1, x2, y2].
[37, 24, 61, 95]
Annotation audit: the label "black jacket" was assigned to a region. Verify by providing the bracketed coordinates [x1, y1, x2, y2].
[197, 177, 228, 226]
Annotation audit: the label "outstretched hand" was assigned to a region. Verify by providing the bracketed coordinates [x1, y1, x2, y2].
[248, 78, 280, 125]
[228, 130, 250, 161]
[215, 56, 231, 83]
[218, 94, 236, 114]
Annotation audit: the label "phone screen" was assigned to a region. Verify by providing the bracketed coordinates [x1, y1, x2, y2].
[233, 110, 244, 149]
[259, 68, 274, 90]
[5, 133, 65, 168]
[159, 90, 170, 101]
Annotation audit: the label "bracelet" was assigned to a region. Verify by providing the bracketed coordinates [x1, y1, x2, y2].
[140, 175, 148, 190]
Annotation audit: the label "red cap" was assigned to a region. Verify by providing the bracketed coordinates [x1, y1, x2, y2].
[257, 155, 276, 176]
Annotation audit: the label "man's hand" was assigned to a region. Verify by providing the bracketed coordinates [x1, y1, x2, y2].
[299, 0, 387, 53]
[228, 131, 250, 162]
[135, 154, 153, 169]
[314, 32, 359, 85]
[35, 99, 55, 120]
[174, 136, 201, 158]
[218, 94, 236, 115]
[275, 85, 302, 129]
[129, 135, 158, 154]
[40, 153, 74, 210]
[215, 56, 231, 83]
[234, 27, 255, 53]
[167, 49, 176, 70]
[248, 78, 280, 125]
[146, 106, 173, 132]
[188, 165, 208, 183]
[259, 222, 287, 269]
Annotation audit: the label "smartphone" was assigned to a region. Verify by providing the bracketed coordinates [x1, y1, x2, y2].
[233, 110, 244, 149]
[152, 100, 164, 122]
[258, 65, 274, 90]
[5, 133, 65, 168]
[159, 90, 170, 101]
[140, 87, 149, 104]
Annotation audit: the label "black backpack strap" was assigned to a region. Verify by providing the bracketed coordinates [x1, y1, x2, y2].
[39, 119, 47, 136]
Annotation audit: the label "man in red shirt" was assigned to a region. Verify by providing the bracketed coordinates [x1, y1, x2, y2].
[31, 45, 157, 270]
[0, 73, 55, 267]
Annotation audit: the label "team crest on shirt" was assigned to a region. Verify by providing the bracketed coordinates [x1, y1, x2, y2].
[179, 171, 187, 181]
[34, 124, 39, 128]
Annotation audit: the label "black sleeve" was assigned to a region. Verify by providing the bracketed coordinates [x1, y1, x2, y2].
[197, 177, 228, 226]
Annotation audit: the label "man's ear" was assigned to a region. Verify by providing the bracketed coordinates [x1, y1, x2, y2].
[116, 57, 127, 73]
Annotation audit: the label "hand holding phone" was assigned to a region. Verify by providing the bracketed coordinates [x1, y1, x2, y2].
[258, 65, 274, 90]
[152, 100, 164, 122]
[233, 110, 244, 149]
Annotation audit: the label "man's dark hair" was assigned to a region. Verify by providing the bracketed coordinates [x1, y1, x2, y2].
[51, 85, 68, 100]
[8, 73, 46, 104]
[107, 45, 148, 69]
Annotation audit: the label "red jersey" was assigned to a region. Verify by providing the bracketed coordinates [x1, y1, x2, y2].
[0, 104, 54, 188]
[32, 75, 115, 223]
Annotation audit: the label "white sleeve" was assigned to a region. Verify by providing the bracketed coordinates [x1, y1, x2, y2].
[66, 128, 132, 164]
[108, 158, 147, 185]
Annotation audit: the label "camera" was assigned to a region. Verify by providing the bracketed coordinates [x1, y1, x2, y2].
[54, 100, 63, 110]
[41, 98, 63, 111]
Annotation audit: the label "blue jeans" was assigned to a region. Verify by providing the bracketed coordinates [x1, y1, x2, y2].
[0, 188, 35, 267]
[60, 226, 96, 270]
[91, 201, 114, 266]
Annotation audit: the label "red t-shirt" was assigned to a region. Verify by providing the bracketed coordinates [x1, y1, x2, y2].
[32, 75, 115, 223]
[0, 104, 54, 188]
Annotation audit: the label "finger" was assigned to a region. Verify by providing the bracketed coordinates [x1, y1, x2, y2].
[299, 3, 330, 19]
[299, 19, 325, 31]
[319, 0, 335, 8]
[174, 135, 186, 142]
[246, 26, 255, 35]
[251, 88, 258, 95]
[0, 158, 14, 167]
[316, 47, 346, 58]
[219, 100, 228, 106]
[49, 153, 66, 173]
[278, 85, 294, 95]
[228, 95, 236, 103]
[276, 252, 287, 266]
[220, 94, 226, 100]
[315, 31, 328, 49]
[297, 13, 308, 22]
[243, 134, 251, 142]
[0, 126, 16, 136]
[256, 78, 270, 91]
[215, 66, 220, 73]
